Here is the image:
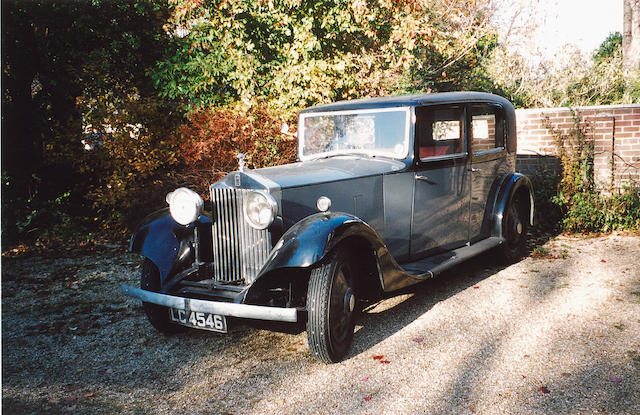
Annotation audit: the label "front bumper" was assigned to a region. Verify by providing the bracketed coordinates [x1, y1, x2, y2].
[121, 284, 298, 323]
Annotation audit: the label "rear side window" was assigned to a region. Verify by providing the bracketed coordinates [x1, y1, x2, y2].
[471, 104, 504, 155]
[416, 106, 465, 160]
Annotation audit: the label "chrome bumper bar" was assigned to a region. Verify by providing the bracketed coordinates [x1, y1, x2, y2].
[121, 284, 298, 323]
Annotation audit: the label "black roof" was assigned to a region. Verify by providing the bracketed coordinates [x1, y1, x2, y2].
[300, 91, 514, 114]
[299, 91, 518, 153]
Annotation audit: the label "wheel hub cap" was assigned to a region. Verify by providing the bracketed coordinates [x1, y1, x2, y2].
[516, 220, 523, 235]
[344, 288, 355, 313]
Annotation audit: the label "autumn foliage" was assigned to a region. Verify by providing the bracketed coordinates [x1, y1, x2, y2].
[174, 106, 297, 196]
[4, 0, 637, 245]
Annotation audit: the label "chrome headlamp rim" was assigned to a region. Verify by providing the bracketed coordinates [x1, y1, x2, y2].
[243, 190, 277, 230]
[166, 187, 204, 226]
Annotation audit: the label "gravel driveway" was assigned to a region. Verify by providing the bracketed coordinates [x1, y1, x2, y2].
[2, 234, 640, 414]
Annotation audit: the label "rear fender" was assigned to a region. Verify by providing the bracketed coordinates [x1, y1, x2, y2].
[492, 173, 534, 238]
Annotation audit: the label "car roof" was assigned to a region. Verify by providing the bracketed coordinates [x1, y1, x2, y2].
[299, 91, 513, 113]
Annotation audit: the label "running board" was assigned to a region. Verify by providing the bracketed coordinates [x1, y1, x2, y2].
[400, 237, 504, 279]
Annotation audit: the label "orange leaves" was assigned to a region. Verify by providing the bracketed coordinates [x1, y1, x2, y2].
[372, 354, 390, 364]
[172, 105, 296, 192]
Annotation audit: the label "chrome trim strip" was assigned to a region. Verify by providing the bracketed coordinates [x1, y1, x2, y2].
[121, 284, 298, 323]
[243, 171, 281, 193]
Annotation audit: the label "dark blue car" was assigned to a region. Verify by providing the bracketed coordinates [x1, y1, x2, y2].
[122, 92, 534, 363]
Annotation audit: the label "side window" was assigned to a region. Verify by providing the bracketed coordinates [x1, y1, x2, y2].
[471, 104, 504, 155]
[416, 106, 464, 160]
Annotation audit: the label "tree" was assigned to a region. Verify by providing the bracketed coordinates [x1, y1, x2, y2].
[487, 32, 640, 108]
[623, 0, 640, 69]
[1, 0, 176, 240]
[594, 32, 623, 63]
[151, 0, 501, 113]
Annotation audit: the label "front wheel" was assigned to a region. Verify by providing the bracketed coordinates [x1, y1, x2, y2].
[306, 250, 358, 363]
[140, 259, 184, 334]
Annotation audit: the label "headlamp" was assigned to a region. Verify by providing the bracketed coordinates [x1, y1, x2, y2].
[166, 187, 203, 226]
[243, 191, 277, 230]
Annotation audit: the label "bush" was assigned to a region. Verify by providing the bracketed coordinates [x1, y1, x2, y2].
[529, 173, 563, 234]
[544, 111, 640, 233]
[84, 98, 183, 236]
[174, 105, 297, 196]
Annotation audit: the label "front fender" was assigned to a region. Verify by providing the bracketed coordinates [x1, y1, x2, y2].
[251, 212, 424, 296]
[492, 173, 534, 238]
[129, 208, 212, 283]
[257, 212, 386, 277]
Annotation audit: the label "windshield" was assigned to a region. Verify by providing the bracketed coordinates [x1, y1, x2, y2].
[298, 107, 411, 160]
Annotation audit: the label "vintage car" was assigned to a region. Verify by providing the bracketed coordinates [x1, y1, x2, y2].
[122, 92, 534, 363]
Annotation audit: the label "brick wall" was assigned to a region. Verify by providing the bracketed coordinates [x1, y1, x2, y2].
[515, 104, 640, 189]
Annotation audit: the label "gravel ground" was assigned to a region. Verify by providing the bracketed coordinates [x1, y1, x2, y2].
[2, 234, 640, 414]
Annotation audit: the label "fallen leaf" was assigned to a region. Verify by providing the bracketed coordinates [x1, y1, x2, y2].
[364, 396, 371, 402]
[380, 360, 390, 364]
[540, 386, 550, 394]
[361, 376, 369, 381]
[601, 259, 607, 263]
[473, 286, 479, 289]
[83, 392, 95, 398]
[609, 376, 622, 382]
[412, 338, 423, 343]
[467, 404, 477, 413]
[372, 355, 384, 360]
[561, 372, 571, 377]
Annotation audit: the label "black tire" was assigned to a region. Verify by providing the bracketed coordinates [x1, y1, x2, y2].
[140, 259, 184, 334]
[498, 193, 528, 263]
[306, 249, 358, 363]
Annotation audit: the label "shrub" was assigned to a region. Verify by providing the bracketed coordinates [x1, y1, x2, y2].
[174, 105, 297, 196]
[544, 111, 640, 233]
[529, 172, 563, 233]
[86, 97, 183, 235]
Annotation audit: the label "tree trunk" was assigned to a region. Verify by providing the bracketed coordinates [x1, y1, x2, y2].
[623, 0, 640, 69]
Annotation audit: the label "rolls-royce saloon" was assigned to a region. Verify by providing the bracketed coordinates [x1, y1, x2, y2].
[122, 92, 534, 363]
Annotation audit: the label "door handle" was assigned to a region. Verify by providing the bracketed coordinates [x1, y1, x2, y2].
[415, 175, 435, 184]
[468, 167, 482, 172]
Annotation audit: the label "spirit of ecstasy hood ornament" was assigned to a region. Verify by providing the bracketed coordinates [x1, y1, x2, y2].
[237, 152, 246, 172]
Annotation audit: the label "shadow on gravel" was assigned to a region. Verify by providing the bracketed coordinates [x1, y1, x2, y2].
[349, 253, 511, 359]
[523, 360, 640, 414]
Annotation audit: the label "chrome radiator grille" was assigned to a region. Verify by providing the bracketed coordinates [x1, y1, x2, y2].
[210, 187, 272, 284]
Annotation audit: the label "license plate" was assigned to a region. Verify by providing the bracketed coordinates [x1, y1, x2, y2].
[169, 308, 228, 333]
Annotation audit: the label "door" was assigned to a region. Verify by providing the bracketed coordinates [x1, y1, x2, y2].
[410, 105, 470, 259]
[468, 104, 511, 242]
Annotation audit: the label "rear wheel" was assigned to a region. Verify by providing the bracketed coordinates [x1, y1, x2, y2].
[498, 194, 528, 263]
[306, 249, 358, 363]
[140, 259, 184, 334]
